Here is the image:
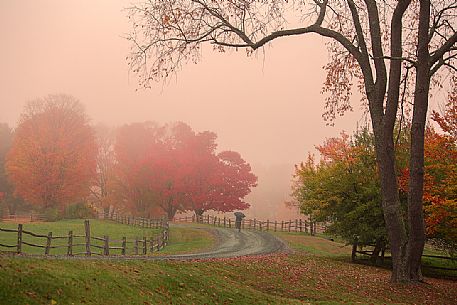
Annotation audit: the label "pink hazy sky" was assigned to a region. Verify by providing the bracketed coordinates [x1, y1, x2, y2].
[0, 1, 369, 216]
[0, 0, 365, 165]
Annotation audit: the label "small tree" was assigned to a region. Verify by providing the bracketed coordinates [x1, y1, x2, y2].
[293, 129, 387, 262]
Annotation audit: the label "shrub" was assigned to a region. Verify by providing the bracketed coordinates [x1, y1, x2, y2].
[64, 202, 97, 219]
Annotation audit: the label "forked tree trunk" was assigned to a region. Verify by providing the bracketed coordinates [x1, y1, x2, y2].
[406, 0, 430, 282]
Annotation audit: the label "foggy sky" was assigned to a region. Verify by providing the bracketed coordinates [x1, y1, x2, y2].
[0, 0, 366, 216]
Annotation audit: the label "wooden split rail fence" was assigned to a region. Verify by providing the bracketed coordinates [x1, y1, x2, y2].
[1, 213, 46, 223]
[353, 246, 457, 271]
[173, 215, 326, 235]
[106, 212, 168, 230]
[0, 217, 169, 257]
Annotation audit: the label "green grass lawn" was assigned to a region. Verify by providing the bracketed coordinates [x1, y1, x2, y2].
[0, 219, 162, 256]
[159, 225, 215, 255]
[0, 223, 456, 304]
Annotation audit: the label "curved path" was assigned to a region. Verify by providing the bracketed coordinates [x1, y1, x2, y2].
[161, 223, 289, 260]
[7, 223, 289, 260]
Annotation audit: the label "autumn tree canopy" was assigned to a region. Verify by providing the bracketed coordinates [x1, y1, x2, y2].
[293, 125, 457, 256]
[126, 0, 456, 282]
[6, 95, 97, 212]
[114, 121, 257, 219]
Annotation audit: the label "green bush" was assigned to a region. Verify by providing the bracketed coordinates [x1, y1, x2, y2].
[64, 202, 97, 219]
[43, 207, 61, 222]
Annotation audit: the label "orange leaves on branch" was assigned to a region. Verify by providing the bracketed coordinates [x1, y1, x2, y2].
[5, 95, 97, 210]
[431, 77, 457, 141]
[316, 131, 355, 164]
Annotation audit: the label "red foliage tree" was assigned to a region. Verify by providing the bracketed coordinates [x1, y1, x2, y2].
[398, 128, 457, 248]
[211, 151, 258, 213]
[113, 121, 257, 219]
[6, 95, 97, 212]
[113, 122, 167, 217]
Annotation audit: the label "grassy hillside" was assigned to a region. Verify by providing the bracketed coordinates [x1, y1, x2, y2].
[0, 223, 456, 305]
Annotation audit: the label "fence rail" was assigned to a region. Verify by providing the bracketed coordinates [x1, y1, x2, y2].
[353, 246, 457, 271]
[1, 213, 46, 223]
[173, 214, 326, 235]
[0, 216, 169, 257]
[106, 212, 168, 230]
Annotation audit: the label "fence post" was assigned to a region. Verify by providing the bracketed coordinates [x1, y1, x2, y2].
[281, 221, 284, 231]
[157, 236, 162, 251]
[45, 232, 52, 255]
[228, 218, 231, 228]
[149, 237, 154, 252]
[218, 217, 221, 226]
[207, 215, 210, 224]
[122, 237, 126, 255]
[259, 221, 262, 231]
[299, 219, 303, 233]
[143, 237, 147, 255]
[254, 219, 256, 230]
[84, 220, 91, 256]
[223, 217, 226, 227]
[134, 238, 139, 255]
[17, 224, 23, 254]
[295, 219, 298, 232]
[274, 221, 277, 232]
[288, 220, 291, 232]
[351, 239, 358, 262]
[67, 230, 73, 256]
[162, 230, 166, 246]
[104, 235, 110, 256]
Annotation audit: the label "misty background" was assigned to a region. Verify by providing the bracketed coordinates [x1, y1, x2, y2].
[1, 0, 371, 219]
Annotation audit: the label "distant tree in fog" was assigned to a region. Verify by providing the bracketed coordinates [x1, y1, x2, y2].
[113, 121, 257, 219]
[6, 95, 97, 213]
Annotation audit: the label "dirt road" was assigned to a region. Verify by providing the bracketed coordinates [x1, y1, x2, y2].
[161, 224, 289, 260]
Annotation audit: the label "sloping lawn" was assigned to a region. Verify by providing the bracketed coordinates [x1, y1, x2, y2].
[0, 224, 456, 304]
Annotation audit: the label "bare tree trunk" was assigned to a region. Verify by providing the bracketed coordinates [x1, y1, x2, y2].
[372, 122, 409, 281]
[167, 205, 177, 221]
[406, 0, 430, 282]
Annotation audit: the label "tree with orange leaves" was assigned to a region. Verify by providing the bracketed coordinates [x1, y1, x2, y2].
[432, 78, 457, 142]
[398, 128, 457, 253]
[6, 95, 97, 214]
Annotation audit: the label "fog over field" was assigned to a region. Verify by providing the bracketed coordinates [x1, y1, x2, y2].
[1, 0, 369, 218]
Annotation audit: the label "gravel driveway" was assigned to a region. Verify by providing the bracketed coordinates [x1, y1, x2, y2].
[161, 223, 289, 260]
